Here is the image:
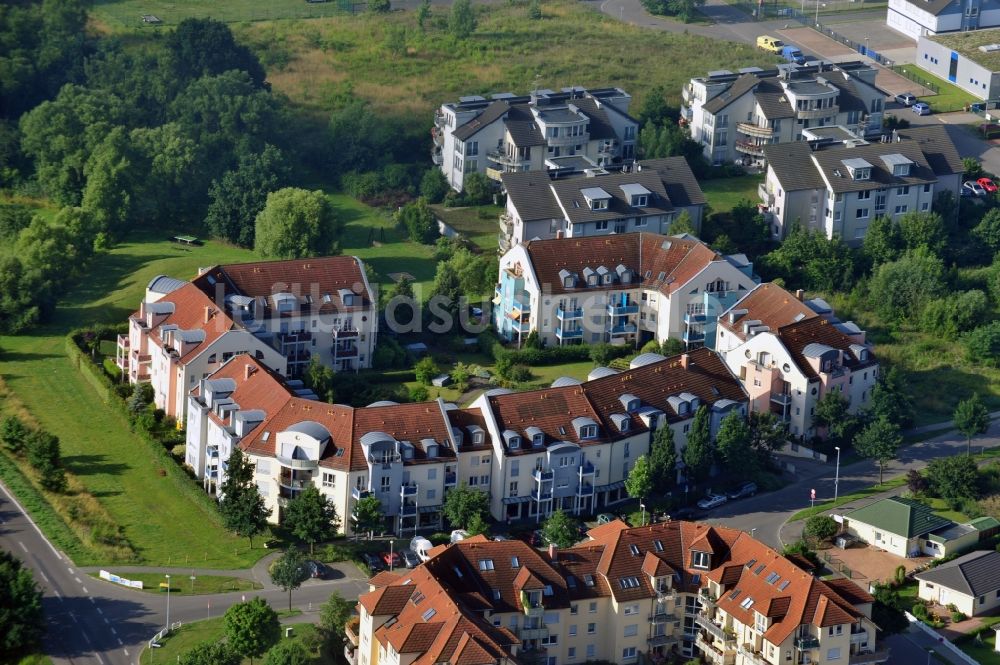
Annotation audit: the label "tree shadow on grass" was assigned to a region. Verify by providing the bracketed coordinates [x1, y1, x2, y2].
[0, 350, 63, 363]
[63, 454, 131, 479]
[905, 364, 1000, 424]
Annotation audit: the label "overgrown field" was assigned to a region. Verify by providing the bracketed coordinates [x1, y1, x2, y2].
[229, 0, 774, 117]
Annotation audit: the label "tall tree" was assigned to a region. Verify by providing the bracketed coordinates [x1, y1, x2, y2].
[224, 597, 281, 665]
[319, 591, 355, 647]
[541, 509, 579, 549]
[812, 390, 851, 442]
[898, 210, 947, 256]
[180, 641, 241, 665]
[0, 550, 43, 659]
[954, 393, 990, 456]
[868, 366, 914, 429]
[648, 425, 677, 495]
[868, 248, 946, 323]
[396, 197, 437, 244]
[26, 429, 65, 492]
[205, 144, 289, 247]
[351, 494, 384, 539]
[853, 417, 902, 485]
[715, 411, 755, 480]
[682, 406, 712, 483]
[862, 215, 903, 268]
[625, 454, 653, 507]
[269, 549, 310, 611]
[254, 188, 341, 259]
[166, 18, 267, 88]
[81, 126, 139, 238]
[449, 0, 478, 38]
[218, 447, 272, 548]
[747, 411, 787, 467]
[264, 640, 310, 665]
[283, 485, 340, 554]
[925, 455, 979, 501]
[442, 483, 489, 527]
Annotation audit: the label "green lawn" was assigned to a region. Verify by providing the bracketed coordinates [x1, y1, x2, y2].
[0, 233, 273, 567]
[91, 0, 354, 28]
[923, 497, 972, 524]
[701, 175, 764, 214]
[889, 66, 978, 113]
[789, 476, 907, 521]
[88, 572, 261, 595]
[141, 616, 327, 665]
[961, 631, 1000, 665]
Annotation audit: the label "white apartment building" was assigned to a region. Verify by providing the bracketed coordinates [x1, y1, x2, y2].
[350, 521, 888, 665]
[186, 348, 749, 533]
[759, 125, 963, 242]
[498, 157, 706, 250]
[117, 256, 378, 419]
[470, 346, 748, 523]
[714, 283, 879, 439]
[887, 0, 998, 41]
[433, 87, 639, 192]
[494, 232, 758, 348]
[681, 62, 886, 165]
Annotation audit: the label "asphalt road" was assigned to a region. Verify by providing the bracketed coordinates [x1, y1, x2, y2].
[698, 418, 1000, 550]
[0, 480, 369, 665]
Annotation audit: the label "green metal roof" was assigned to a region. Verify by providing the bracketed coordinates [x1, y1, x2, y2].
[847, 497, 952, 538]
[968, 516, 1000, 531]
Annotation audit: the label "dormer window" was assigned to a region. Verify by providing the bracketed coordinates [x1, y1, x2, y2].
[588, 274, 597, 285]
[581, 187, 612, 211]
[592, 198, 608, 210]
[473, 432, 484, 444]
[533, 434, 544, 447]
[620, 183, 651, 209]
[691, 551, 710, 569]
[881, 153, 913, 177]
[582, 425, 597, 439]
[633, 195, 648, 207]
[843, 158, 873, 181]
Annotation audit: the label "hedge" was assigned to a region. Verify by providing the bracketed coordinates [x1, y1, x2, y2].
[492, 342, 632, 367]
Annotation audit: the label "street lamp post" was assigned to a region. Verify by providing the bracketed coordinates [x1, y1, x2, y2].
[815, 0, 820, 26]
[190, 575, 196, 594]
[165, 574, 171, 632]
[927, 649, 934, 665]
[639, 502, 647, 527]
[834, 446, 841, 502]
[389, 539, 395, 572]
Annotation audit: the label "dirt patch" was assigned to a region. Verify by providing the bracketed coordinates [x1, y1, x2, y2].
[388, 272, 416, 282]
[778, 27, 856, 57]
[822, 544, 930, 584]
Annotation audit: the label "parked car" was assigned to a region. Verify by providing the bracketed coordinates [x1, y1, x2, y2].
[964, 180, 987, 197]
[492, 534, 510, 541]
[401, 550, 420, 568]
[410, 535, 433, 562]
[306, 560, 331, 579]
[360, 552, 384, 571]
[263, 539, 282, 549]
[596, 512, 617, 525]
[668, 506, 699, 521]
[980, 122, 1000, 138]
[756, 35, 784, 53]
[978, 177, 998, 193]
[912, 102, 931, 116]
[450, 529, 469, 543]
[381, 551, 402, 569]
[780, 45, 805, 64]
[894, 92, 917, 107]
[697, 494, 728, 510]
[728, 482, 758, 500]
[528, 530, 544, 547]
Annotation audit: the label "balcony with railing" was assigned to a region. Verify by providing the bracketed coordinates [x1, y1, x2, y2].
[400, 502, 417, 517]
[771, 392, 792, 406]
[444, 472, 457, 486]
[848, 649, 889, 665]
[333, 343, 359, 358]
[400, 483, 418, 498]
[597, 140, 618, 156]
[647, 633, 679, 647]
[758, 182, 774, 206]
[368, 452, 402, 468]
[557, 306, 583, 320]
[576, 482, 594, 497]
[607, 302, 639, 316]
[533, 468, 554, 482]
[736, 122, 774, 138]
[850, 629, 869, 645]
[344, 644, 356, 665]
[608, 322, 637, 336]
[699, 589, 717, 610]
[649, 606, 678, 623]
[351, 487, 373, 500]
[517, 626, 549, 640]
[332, 327, 360, 339]
[345, 617, 360, 647]
[684, 311, 707, 324]
[735, 141, 766, 157]
[487, 150, 528, 169]
[796, 104, 838, 120]
[738, 645, 770, 665]
[696, 633, 736, 665]
[794, 636, 820, 650]
[683, 328, 705, 344]
[511, 319, 531, 333]
[696, 616, 736, 647]
[556, 326, 583, 340]
[579, 461, 595, 477]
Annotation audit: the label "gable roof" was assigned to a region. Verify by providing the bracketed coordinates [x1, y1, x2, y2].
[848, 497, 953, 538]
[915, 550, 1000, 597]
[702, 74, 760, 114]
[135, 282, 238, 362]
[719, 282, 818, 341]
[893, 125, 964, 176]
[777, 317, 875, 380]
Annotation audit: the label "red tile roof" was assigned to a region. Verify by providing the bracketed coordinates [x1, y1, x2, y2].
[522, 233, 733, 296]
[192, 355, 293, 429]
[139, 283, 238, 362]
[719, 282, 817, 340]
[777, 317, 876, 380]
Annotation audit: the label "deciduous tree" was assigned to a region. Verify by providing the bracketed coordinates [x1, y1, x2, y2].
[351, 494, 384, 539]
[218, 447, 272, 548]
[853, 417, 902, 485]
[541, 509, 579, 549]
[396, 197, 437, 244]
[648, 424, 677, 495]
[715, 411, 755, 480]
[254, 188, 341, 259]
[319, 591, 355, 646]
[682, 406, 712, 483]
[926, 455, 979, 501]
[0, 550, 43, 659]
[625, 454, 653, 506]
[264, 640, 310, 665]
[803, 515, 839, 543]
[442, 483, 489, 527]
[283, 485, 340, 554]
[449, 0, 478, 39]
[224, 597, 281, 664]
[270, 548, 310, 611]
[205, 144, 289, 247]
[166, 18, 266, 88]
[954, 393, 990, 456]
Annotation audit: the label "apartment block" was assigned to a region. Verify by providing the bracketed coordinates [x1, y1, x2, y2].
[470, 346, 748, 523]
[494, 232, 758, 348]
[349, 520, 888, 665]
[759, 125, 963, 242]
[117, 256, 378, 419]
[714, 283, 878, 439]
[433, 87, 639, 193]
[681, 62, 885, 166]
[887, 0, 998, 41]
[498, 157, 705, 250]
[186, 348, 748, 533]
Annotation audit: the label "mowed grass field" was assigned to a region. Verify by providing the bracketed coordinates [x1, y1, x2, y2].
[91, 0, 357, 28]
[700, 174, 764, 214]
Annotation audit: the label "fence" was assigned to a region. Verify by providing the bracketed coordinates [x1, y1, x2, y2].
[889, 65, 941, 94]
[905, 611, 980, 665]
[819, 551, 857, 580]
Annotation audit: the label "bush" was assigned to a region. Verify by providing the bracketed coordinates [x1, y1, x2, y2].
[965, 321, 1000, 366]
[804, 514, 839, 542]
[409, 385, 429, 402]
[420, 169, 449, 204]
[506, 364, 532, 382]
[429, 532, 450, 545]
[951, 610, 967, 622]
[414, 356, 439, 385]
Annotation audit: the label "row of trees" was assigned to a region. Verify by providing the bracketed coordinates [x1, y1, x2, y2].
[1, 415, 66, 492]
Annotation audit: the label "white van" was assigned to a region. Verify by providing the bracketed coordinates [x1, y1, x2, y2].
[410, 536, 433, 562]
[450, 529, 469, 543]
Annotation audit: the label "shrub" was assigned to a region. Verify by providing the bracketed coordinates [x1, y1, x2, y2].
[965, 321, 1000, 366]
[420, 169, 449, 204]
[414, 356, 439, 385]
[409, 385, 429, 402]
[506, 364, 532, 382]
[951, 610, 967, 622]
[894, 565, 906, 586]
[803, 515, 839, 542]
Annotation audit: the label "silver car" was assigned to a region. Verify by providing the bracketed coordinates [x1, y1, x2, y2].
[697, 494, 728, 510]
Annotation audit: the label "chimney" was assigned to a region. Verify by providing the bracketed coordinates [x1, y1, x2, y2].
[548, 543, 558, 561]
[680, 354, 690, 370]
[244, 363, 255, 381]
[204, 306, 213, 323]
[795, 289, 804, 301]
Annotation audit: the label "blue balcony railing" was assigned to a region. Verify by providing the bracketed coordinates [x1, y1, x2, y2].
[607, 303, 639, 316]
[609, 323, 637, 336]
[556, 327, 583, 339]
[684, 312, 707, 324]
[683, 329, 705, 343]
[533, 469, 554, 482]
[556, 306, 583, 320]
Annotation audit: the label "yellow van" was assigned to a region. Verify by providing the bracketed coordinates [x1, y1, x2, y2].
[756, 35, 784, 53]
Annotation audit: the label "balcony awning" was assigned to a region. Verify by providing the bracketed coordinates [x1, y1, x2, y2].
[492, 295, 502, 305]
[595, 480, 626, 493]
[502, 496, 533, 505]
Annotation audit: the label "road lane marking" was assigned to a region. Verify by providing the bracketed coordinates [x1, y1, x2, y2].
[74, 576, 81, 584]
[53, 589, 63, 601]
[17, 540, 27, 552]
[110, 626, 116, 635]
[0, 479, 63, 561]
[123, 648, 129, 656]
[116, 637, 122, 646]
[81, 586, 89, 594]
[69, 612, 78, 624]
[96, 607, 103, 615]
[96, 651, 106, 665]
[89, 596, 96, 604]
[39, 570, 50, 584]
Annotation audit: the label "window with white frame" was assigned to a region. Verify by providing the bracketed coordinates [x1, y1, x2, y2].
[322, 472, 335, 488]
[623, 647, 637, 660]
